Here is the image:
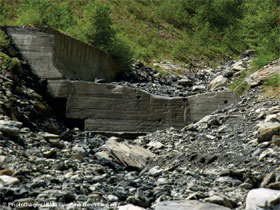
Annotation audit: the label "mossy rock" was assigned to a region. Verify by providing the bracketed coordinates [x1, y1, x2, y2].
[0, 52, 11, 66]
[0, 52, 22, 72]
[0, 52, 10, 60]
[11, 57, 22, 71]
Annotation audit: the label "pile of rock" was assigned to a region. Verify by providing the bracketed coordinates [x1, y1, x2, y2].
[0, 52, 63, 133]
[115, 53, 254, 97]
[0, 85, 279, 210]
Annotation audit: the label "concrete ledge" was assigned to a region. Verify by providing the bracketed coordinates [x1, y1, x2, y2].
[47, 80, 238, 133]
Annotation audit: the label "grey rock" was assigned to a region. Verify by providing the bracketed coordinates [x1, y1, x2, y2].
[215, 176, 242, 186]
[205, 195, 237, 209]
[257, 122, 280, 142]
[0, 175, 19, 185]
[42, 148, 57, 158]
[0, 119, 22, 137]
[107, 194, 119, 202]
[49, 139, 65, 148]
[231, 61, 246, 71]
[148, 166, 162, 177]
[154, 200, 231, 210]
[101, 137, 156, 170]
[260, 172, 275, 188]
[119, 204, 146, 210]
[178, 78, 193, 87]
[40, 132, 59, 139]
[246, 188, 280, 210]
[272, 135, 280, 146]
[265, 114, 280, 123]
[127, 188, 150, 208]
[240, 50, 256, 59]
[192, 85, 206, 91]
[147, 141, 164, 149]
[208, 75, 228, 90]
[0, 155, 6, 167]
[245, 62, 280, 87]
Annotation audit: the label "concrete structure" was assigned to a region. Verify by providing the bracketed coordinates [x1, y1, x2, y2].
[5, 27, 123, 82]
[47, 80, 237, 134]
[6, 26, 239, 134]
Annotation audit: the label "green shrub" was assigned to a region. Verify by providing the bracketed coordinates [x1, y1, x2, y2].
[0, 30, 9, 49]
[82, 3, 115, 51]
[74, 2, 133, 69]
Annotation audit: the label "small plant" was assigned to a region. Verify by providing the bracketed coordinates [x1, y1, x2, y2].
[229, 70, 249, 95]
[0, 29, 9, 50]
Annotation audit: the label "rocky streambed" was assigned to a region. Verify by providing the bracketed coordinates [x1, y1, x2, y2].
[0, 47, 280, 210]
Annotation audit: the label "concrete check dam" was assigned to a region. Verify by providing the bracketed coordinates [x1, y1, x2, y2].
[5, 26, 238, 135]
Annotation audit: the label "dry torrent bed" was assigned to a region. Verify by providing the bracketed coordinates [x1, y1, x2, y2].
[0, 49, 280, 209]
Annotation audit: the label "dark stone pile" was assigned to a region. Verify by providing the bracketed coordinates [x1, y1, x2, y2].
[114, 58, 251, 97]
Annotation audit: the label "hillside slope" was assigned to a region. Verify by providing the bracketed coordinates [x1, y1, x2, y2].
[1, 0, 279, 69]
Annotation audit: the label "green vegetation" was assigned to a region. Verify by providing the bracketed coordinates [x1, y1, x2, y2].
[0, 29, 9, 50]
[229, 70, 250, 95]
[264, 74, 280, 88]
[0, 0, 279, 70]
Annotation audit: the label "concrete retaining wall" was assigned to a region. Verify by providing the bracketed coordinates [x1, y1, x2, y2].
[48, 29, 123, 81]
[5, 26, 239, 134]
[5, 27, 123, 81]
[5, 27, 63, 80]
[48, 80, 238, 134]
[187, 92, 236, 122]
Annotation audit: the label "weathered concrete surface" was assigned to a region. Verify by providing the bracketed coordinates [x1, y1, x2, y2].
[187, 91, 237, 122]
[5, 27, 63, 80]
[5, 27, 123, 82]
[47, 80, 238, 133]
[49, 28, 123, 82]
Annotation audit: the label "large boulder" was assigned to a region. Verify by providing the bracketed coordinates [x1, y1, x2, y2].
[0, 175, 19, 185]
[0, 119, 22, 138]
[257, 121, 280, 142]
[245, 188, 280, 210]
[245, 61, 280, 87]
[208, 75, 228, 90]
[96, 137, 156, 170]
[231, 61, 246, 72]
[119, 204, 146, 210]
[154, 200, 231, 210]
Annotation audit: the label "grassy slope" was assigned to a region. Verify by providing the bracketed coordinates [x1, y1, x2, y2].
[1, 0, 228, 66]
[108, 0, 224, 65]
